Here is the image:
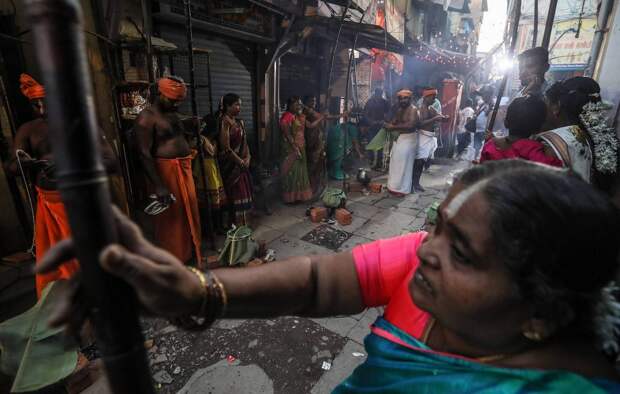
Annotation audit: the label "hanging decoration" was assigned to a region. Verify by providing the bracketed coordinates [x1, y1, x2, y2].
[411, 43, 477, 67]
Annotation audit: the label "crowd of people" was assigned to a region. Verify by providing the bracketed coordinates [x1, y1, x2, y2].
[7, 42, 620, 392]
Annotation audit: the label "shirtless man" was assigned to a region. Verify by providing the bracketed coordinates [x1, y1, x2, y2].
[8, 73, 119, 297]
[415, 88, 448, 191]
[384, 89, 420, 195]
[134, 76, 201, 265]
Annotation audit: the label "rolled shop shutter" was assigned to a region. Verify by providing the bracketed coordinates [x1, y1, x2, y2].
[158, 25, 257, 140]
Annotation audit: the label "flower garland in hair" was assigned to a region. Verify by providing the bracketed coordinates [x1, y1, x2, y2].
[594, 282, 620, 356]
[579, 99, 619, 174]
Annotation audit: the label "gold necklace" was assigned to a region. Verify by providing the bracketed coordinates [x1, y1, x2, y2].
[422, 318, 510, 364]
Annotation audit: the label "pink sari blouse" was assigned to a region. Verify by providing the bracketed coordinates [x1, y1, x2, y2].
[352, 232, 430, 340]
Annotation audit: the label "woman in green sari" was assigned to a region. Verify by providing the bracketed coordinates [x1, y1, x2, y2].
[280, 97, 312, 203]
[41, 160, 620, 393]
[327, 115, 364, 181]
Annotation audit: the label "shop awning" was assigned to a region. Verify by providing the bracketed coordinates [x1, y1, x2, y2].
[297, 16, 405, 53]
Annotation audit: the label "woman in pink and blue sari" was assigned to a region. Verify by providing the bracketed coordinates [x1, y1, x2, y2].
[40, 160, 620, 393]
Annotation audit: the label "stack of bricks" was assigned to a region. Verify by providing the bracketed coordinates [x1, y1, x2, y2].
[335, 208, 353, 226]
[310, 207, 328, 223]
[369, 183, 383, 193]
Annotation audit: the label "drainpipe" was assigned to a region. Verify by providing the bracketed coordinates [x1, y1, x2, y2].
[585, 0, 614, 77]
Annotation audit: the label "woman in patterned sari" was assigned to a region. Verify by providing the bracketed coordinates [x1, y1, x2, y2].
[41, 160, 620, 393]
[218, 93, 253, 226]
[280, 97, 312, 203]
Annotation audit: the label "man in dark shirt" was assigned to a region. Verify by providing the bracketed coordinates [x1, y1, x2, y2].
[363, 89, 390, 169]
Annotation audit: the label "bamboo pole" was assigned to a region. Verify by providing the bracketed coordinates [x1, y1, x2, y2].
[25, 0, 154, 392]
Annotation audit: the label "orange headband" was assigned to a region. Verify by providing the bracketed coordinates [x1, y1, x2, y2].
[19, 73, 46, 100]
[397, 89, 413, 98]
[423, 89, 438, 98]
[158, 77, 187, 101]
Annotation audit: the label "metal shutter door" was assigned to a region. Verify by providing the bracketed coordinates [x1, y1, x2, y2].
[158, 26, 256, 137]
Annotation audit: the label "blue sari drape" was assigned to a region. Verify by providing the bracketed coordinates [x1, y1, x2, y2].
[334, 317, 619, 393]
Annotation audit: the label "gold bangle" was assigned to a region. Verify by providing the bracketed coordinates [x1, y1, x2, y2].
[211, 272, 228, 318]
[187, 267, 208, 318]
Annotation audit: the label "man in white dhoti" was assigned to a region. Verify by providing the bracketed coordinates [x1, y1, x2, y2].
[385, 89, 419, 196]
[415, 88, 448, 191]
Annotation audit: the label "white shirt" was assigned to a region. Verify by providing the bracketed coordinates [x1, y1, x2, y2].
[458, 107, 475, 134]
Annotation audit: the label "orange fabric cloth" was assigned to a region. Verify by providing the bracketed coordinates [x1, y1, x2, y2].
[158, 77, 187, 101]
[154, 153, 202, 264]
[422, 89, 438, 98]
[35, 187, 79, 298]
[20, 73, 46, 100]
[397, 89, 413, 98]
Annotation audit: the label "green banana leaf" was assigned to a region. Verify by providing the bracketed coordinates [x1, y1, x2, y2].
[0, 281, 78, 392]
[218, 226, 257, 266]
[365, 128, 387, 152]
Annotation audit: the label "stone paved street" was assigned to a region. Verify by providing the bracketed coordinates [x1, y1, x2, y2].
[84, 159, 469, 394]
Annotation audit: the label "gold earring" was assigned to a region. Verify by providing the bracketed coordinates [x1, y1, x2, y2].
[523, 331, 543, 342]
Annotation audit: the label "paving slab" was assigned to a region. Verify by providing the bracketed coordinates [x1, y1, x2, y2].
[345, 202, 382, 219]
[353, 220, 408, 240]
[280, 219, 323, 239]
[347, 192, 386, 206]
[257, 213, 306, 231]
[177, 360, 274, 394]
[346, 308, 382, 345]
[332, 215, 368, 234]
[310, 341, 367, 394]
[269, 237, 332, 259]
[369, 210, 415, 227]
[337, 235, 374, 252]
[252, 225, 285, 244]
[310, 316, 358, 337]
[373, 197, 404, 209]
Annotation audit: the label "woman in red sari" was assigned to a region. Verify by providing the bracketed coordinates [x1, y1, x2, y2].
[218, 94, 253, 226]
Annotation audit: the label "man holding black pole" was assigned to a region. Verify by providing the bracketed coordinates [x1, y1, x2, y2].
[517, 47, 551, 98]
[134, 76, 202, 266]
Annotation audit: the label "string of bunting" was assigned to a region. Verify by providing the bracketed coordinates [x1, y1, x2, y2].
[408, 31, 478, 67]
[410, 42, 478, 67]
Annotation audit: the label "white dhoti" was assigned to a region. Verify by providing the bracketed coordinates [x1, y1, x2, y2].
[387, 133, 417, 194]
[414, 130, 437, 160]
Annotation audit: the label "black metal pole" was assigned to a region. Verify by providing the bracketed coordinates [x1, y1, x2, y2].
[25, 1, 153, 393]
[541, 0, 558, 49]
[326, 2, 351, 108]
[342, 33, 359, 191]
[0, 75, 31, 240]
[532, 0, 538, 47]
[488, 0, 521, 132]
[184, 0, 215, 251]
[207, 52, 214, 115]
[140, 0, 155, 84]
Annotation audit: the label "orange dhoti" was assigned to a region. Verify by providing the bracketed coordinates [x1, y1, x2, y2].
[154, 154, 202, 264]
[35, 187, 79, 298]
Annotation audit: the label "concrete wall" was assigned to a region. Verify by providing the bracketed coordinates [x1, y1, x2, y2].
[594, 0, 620, 127]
